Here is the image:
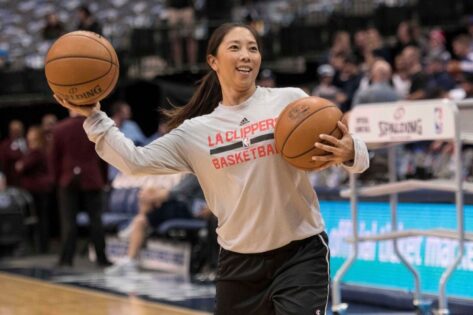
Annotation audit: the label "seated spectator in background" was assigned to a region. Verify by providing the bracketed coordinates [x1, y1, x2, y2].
[333, 54, 362, 112]
[111, 101, 146, 146]
[76, 5, 102, 35]
[392, 53, 411, 98]
[15, 126, 53, 253]
[0, 120, 27, 187]
[0, 48, 8, 69]
[257, 69, 276, 88]
[352, 29, 369, 70]
[42, 13, 65, 40]
[109, 101, 147, 181]
[352, 60, 400, 106]
[324, 31, 352, 64]
[390, 21, 417, 62]
[145, 119, 169, 145]
[457, 72, 473, 99]
[448, 34, 473, 77]
[0, 172, 29, 251]
[426, 28, 451, 63]
[402, 46, 429, 100]
[312, 64, 346, 108]
[363, 27, 391, 70]
[106, 174, 211, 275]
[425, 56, 456, 99]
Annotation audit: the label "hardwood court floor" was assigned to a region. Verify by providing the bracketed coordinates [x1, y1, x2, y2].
[0, 272, 211, 315]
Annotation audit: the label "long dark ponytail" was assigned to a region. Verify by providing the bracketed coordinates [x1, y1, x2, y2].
[162, 22, 262, 130]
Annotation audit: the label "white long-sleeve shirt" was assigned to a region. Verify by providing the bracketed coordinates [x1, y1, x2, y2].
[84, 86, 369, 253]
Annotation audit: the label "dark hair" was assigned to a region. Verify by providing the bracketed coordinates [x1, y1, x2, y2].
[111, 101, 129, 116]
[163, 23, 262, 130]
[78, 5, 91, 17]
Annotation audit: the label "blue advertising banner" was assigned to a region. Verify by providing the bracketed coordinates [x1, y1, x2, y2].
[320, 201, 473, 300]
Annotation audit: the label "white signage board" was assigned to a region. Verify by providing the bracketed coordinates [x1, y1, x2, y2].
[348, 99, 457, 144]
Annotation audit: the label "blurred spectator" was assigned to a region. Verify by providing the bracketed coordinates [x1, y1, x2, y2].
[458, 72, 473, 99]
[448, 34, 473, 76]
[111, 101, 146, 146]
[352, 60, 400, 106]
[390, 21, 417, 61]
[0, 49, 8, 69]
[402, 46, 429, 100]
[353, 29, 368, 68]
[325, 31, 352, 64]
[50, 110, 110, 267]
[166, 0, 197, 69]
[425, 56, 456, 98]
[106, 174, 211, 275]
[109, 101, 147, 181]
[76, 5, 102, 35]
[145, 119, 170, 145]
[333, 55, 362, 112]
[366, 26, 391, 63]
[312, 64, 346, 107]
[426, 28, 451, 62]
[0, 171, 29, 252]
[392, 53, 411, 98]
[42, 13, 65, 40]
[41, 114, 58, 153]
[257, 69, 276, 88]
[0, 120, 27, 187]
[41, 113, 60, 241]
[15, 126, 53, 253]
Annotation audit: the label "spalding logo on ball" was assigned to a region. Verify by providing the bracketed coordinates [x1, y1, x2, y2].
[275, 97, 343, 171]
[44, 31, 119, 105]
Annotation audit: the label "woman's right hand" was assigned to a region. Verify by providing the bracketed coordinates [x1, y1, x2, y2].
[53, 94, 101, 117]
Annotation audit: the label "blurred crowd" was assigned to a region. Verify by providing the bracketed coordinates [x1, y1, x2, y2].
[0, 102, 217, 277]
[275, 19, 473, 187]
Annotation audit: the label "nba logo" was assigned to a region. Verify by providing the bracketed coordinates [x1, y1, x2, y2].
[434, 107, 443, 134]
[243, 137, 250, 147]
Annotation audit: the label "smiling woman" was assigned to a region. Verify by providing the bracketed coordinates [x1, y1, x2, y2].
[52, 22, 370, 315]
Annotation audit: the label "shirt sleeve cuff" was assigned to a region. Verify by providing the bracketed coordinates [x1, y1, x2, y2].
[83, 110, 116, 142]
[342, 135, 370, 173]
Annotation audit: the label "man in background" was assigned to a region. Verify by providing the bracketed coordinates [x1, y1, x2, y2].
[50, 110, 110, 267]
[0, 120, 27, 187]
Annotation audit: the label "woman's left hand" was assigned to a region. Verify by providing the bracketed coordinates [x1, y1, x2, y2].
[312, 121, 354, 170]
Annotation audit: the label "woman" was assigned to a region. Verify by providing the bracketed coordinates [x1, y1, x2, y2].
[15, 126, 53, 252]
[55, 23, 369, 315]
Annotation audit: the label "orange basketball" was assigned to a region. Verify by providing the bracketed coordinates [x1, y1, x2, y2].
[44, 31, 119, 105]
[275, 96, 343, 171]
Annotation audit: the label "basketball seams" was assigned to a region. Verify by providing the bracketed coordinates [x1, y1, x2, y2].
[46, 33, 117, 66]
[46, 55, 118, 67]
[283, 113, 342, 159]
[47, 61, 116, 87]
[280, 105, 337, 156]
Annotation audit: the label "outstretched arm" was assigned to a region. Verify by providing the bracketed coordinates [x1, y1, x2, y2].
[54, 95, 192, 176]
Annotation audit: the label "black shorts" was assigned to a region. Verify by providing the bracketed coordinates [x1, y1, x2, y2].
[215, 232, 330, 315]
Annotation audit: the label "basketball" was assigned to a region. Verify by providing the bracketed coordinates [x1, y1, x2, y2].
[275, 96, 343, 171]
[44, 31, 119, 105]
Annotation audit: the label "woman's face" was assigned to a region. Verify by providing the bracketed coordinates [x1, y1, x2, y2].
[208, 27, 261, 92]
